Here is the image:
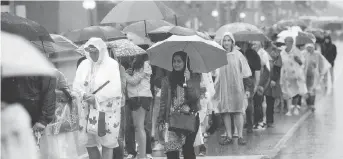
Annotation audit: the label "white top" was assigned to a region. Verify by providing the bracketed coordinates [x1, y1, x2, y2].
[126, 61, 152, 98]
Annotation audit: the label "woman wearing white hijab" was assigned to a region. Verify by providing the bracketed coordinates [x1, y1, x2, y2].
[73, 38, 122, 159]
[212, 32, 251, 145]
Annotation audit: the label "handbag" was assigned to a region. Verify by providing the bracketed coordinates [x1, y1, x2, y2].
[86, 108, 106, 137]
[168, 106, 197, 134]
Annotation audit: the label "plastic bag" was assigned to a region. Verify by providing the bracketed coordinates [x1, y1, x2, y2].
[39, 131, 79, 159]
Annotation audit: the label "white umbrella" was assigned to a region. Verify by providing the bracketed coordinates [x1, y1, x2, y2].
[1, 32, 55, 77]
[147, 35, 227, 73]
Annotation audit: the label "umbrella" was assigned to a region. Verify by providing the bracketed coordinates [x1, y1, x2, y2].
[107, 39, 146, 57]
[148, 26, 197, 42]
[63, 26, 126, 45]
[215, 22, 267, 42]
[31, 34, 78, 54]
[296, 31, 316, 45]
[305, 28, 325, 39]
[275, 19, 307, 32]
[1, 12, 53, 42]
[276, 27, 315, 45]
[1, 32, 55, 77]
[147, 35, 228, 73]
[101, 0, 178, 36]
[127, 32, 152, 46]
[123, 19, 174, 38]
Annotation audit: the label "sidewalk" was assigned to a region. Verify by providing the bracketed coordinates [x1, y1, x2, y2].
[151, 104, 313, 158]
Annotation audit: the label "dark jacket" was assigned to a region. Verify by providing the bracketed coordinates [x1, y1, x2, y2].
[1, 76, 56, 126]
[321, 36, 337, 67]
[158, 73, 201, 123]
[264, 56, 282, 97]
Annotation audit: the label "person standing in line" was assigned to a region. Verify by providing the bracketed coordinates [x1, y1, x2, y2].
[321, 35, 337, 84]
[263, 46, 282, 128]
[212, 32, 251, 145]
[125, 54, 153, 159]
[158, 51, 201, 159]
[238, 42, 262, 131]
[279, 37, 307, 117]
[73, 38, 122, 159]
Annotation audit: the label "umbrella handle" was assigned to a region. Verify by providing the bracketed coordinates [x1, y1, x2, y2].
[183, 55, 188, 87]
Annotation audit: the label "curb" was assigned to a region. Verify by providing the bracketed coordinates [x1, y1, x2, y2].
[264, 93, 330, 159]
[264, 110, 312, 159]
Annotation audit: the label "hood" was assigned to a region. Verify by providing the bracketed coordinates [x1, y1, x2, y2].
[323, 35, 332, 44]
[84, 37, 109, 65]
[220, 32, 238, 51]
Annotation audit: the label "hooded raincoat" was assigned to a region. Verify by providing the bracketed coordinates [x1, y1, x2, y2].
[73, 38, 122, 148]
[280, 44, 307, 99]
[303, 43, 331, 95]
[212, 32, 251, 113]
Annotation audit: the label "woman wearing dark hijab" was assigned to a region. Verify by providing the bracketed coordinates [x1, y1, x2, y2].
[158, 51, 201, 159]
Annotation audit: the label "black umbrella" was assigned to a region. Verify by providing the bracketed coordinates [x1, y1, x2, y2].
[1, 12, 53, 42]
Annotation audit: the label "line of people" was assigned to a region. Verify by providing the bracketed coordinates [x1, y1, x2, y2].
[1, 31, 335, 159]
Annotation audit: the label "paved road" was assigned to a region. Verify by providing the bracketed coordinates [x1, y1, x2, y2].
[274, 41, 343, 159]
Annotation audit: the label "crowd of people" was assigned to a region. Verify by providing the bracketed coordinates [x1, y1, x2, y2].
[1, 22, 338, 159]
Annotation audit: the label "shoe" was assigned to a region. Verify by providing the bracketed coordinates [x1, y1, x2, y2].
[219, 136, 233, 145]
[267, 123, 274, 128]
[199, 151, 206, 156]
[146, 154, 153, 159]
[126, 154, 136, 159]
[293, 107, 300, 115]
[285, 111, 292, 116]
[152, 142, 164, 151]
[238, 137, 247, 145]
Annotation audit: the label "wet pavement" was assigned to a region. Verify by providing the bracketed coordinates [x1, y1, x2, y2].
[274, 41, 343, 159]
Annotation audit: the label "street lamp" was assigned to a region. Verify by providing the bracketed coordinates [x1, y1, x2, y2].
[239, 12, 246, 19]
[211, 10, 219, 17]
[83, 0, 96, 10]
[260, 16, 266, 22]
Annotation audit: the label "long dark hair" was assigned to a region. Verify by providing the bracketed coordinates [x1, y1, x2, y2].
[169, 51, 190, 91]
[132, 54, 148, 71]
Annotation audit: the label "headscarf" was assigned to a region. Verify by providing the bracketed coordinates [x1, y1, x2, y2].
[73, 38, 122, 105]
[169, 51, 188, 89]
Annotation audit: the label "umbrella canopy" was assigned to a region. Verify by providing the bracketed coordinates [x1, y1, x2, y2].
[63, 26, 126, 45]
[31, 34, 78, 54]
[148, 26, 197, 42]
[127, 32, 152, 46]
[123, 19, 174, 38]
[305, 28, 325, 39]
[101, 1, 177, 24]
[107, 39, 146, 57]
[275, 19, 307, 32]
[147, 35, 227, 73]
[296, 31, 316, 45]
[215, 22, 266, 42]
[276, 27, 315, 45]
[1, 32, 55, 77]
[1, 12, 53, 42]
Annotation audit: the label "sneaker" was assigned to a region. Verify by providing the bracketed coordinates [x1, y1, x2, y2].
[238, 137, 247, 145]
[293, 107, 300, 115]
[152, 142, 164, 151]
[198, 151, 206, 156]
[267, 123, 274, 128]
[285, 111, 292, 116]
[126, 154, 136, 159]
[146, 154, 153, 159]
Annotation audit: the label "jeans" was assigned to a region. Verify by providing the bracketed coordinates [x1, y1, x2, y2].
[245, 95, 254, 129]
[124, 104, 152, 156]
[253, 94, 264, 125]
[265, 96, 275, 124]
[166, 114, 200, 159]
